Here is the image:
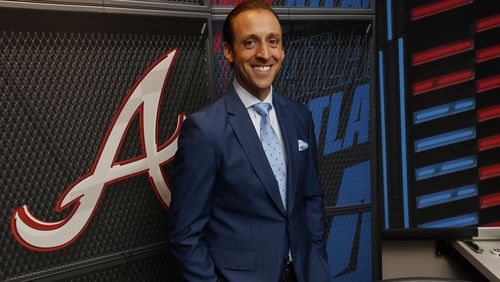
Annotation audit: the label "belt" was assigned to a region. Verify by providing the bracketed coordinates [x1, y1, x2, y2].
[281, 256, 297, 282]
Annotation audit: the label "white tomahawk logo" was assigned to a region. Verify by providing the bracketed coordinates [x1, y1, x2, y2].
[11, 49, 184, 251]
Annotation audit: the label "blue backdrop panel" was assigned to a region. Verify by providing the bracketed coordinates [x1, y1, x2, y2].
[326, 211, 372, 281]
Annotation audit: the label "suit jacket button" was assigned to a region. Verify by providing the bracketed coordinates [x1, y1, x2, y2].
[287, 218, 292, 225]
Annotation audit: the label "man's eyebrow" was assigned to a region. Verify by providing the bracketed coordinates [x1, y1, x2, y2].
[239, 32, 281, 39]
[240, 34, 258, 39]
[267, 33, 281, 38]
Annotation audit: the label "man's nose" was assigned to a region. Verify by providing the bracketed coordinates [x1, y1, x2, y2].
[256, 44, 271, 60]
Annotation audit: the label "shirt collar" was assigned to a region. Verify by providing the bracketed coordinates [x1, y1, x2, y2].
[233, 79, 273, 109]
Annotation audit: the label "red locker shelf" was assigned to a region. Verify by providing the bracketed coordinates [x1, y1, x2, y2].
[480, 192, 500, 209]
[479, 163, 500, 180]
[478, 134, 500, 151]
[478, 105, 500, 122]
[413, 39, 474, 66]
[476, 44, 500, 63]
[476, 13, 500, 33]
[477, 75, 500, 93]
[482, 220, 500, 227]
[413, 70, 474, 95]
[412, 0, 473, 21]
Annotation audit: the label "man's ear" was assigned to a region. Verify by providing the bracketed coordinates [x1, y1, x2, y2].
[223, 42, 234, 63]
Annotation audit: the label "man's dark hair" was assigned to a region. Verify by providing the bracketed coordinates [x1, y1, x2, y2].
[223, 0, 281, 48]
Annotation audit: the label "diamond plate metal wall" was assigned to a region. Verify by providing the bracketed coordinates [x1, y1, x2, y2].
[326, 211, 372, 281]
[66, 250, 183, 282]
[0, 8, 210, 281]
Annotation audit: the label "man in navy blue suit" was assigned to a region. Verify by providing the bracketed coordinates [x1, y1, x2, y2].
[168, 1, 330, 281]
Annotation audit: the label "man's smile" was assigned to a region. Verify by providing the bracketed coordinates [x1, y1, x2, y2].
[253, 65, 272, 72]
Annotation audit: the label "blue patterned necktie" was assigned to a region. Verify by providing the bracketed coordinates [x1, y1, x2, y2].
[252, 103, 287, 210]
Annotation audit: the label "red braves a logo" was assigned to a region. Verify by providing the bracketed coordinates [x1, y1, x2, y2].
[10, 49, 184, 251]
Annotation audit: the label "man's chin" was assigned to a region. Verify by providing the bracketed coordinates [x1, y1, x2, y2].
[253, 79, 274, 91]
[240, 81, 272, 94]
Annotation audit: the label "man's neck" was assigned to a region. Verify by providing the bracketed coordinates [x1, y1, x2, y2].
[233, 78, 271, 101]
[233, 79, 273, 108]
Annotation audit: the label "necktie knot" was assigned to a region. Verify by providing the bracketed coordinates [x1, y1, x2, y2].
[252, 103, 272, 118]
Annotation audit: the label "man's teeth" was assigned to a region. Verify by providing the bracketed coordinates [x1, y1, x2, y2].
[254, 66, 270, 71]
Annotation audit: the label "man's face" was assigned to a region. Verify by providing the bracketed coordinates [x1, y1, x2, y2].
[223, 9, 285, 100]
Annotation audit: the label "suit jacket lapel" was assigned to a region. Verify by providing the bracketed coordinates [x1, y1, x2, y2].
[225, 87, 286, 216]
[274, 93, 298, 217]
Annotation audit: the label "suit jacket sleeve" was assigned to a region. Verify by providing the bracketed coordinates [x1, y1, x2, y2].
[168, 117, 219, 282]
[303, 106, 327, 254]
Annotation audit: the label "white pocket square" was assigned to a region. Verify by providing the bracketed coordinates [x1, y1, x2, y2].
[298, 140, 308, 151]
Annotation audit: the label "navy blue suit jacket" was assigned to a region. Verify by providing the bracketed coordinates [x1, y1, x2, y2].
[168, 86, 330, 282]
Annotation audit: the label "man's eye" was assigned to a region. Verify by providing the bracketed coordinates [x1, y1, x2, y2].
[269, 39, 279, 46]
[243, 40, 256, 47]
